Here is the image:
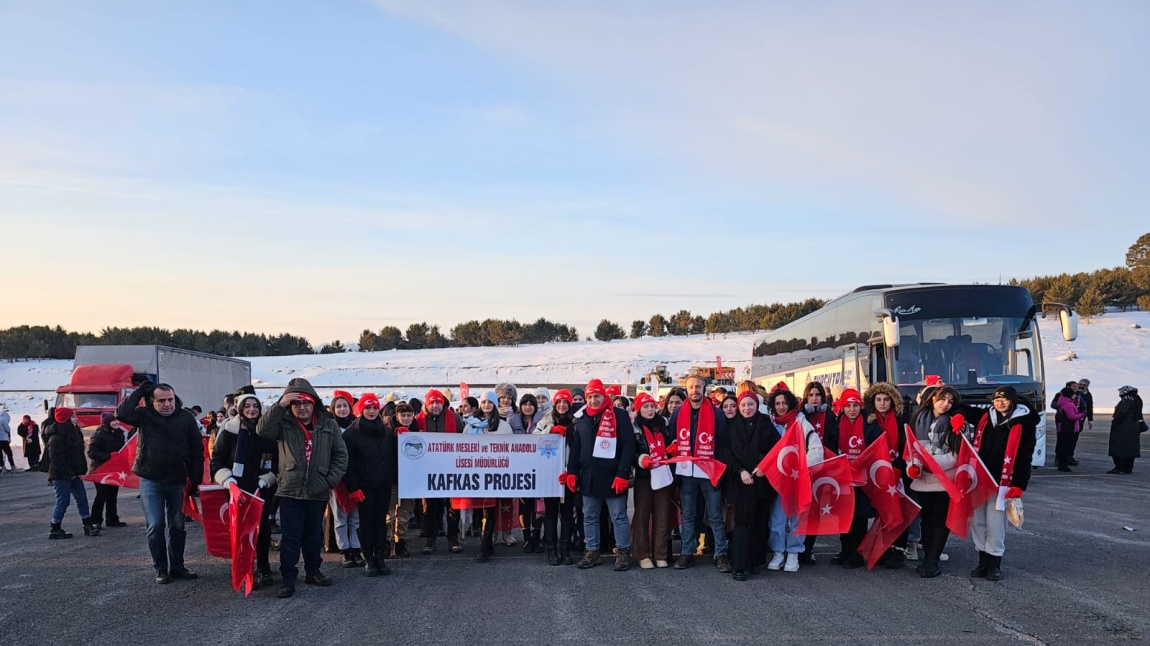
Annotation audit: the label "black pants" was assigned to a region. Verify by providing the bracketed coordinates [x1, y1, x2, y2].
[915, 490, 951, 563]
[1068, 431, 1081, 458]
[519, 497, 537, 542]
[542, 496, 575, 547]
[278, 497, 327, 584]
[1055, 429, 1076, 465]
[479, 507, 497, 556]
[421, 498, 459, 539]
[358, 485, 394, 559]
[1112, 457, 1136, 473]
[0, 441, 14, 469]
[840, 515, 870, 553]
[731, 498, 770, 573]
[91, 483, 120, 525]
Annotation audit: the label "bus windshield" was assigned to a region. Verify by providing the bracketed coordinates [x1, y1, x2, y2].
[893, 316, 1041, 387]
[57, 392, 119, 409]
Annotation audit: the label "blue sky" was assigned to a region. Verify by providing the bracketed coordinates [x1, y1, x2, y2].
[2, 1, 1147, 345]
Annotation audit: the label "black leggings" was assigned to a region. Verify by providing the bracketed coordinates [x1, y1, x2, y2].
[357, 485, 394, 559]
[0, 441, 14, 469]
[915, 490, 951, 562]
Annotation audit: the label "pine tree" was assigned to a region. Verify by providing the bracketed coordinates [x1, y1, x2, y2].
[1076, 284, 1104, 320]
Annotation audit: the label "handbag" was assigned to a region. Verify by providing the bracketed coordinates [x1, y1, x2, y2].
[1006, 497, 1024, 528]
[1138, 418, 1148, 434]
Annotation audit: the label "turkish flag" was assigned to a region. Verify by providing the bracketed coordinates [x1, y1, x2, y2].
[81, 434, 140, 489]
[858, 485, 920, 569]
[199, 486, 233, 558]
[902, 425, 960, 499]
[333, 482, 356, 514]
[945, 435, 999, 539]
[230, 486, 265, 596]
[757, 421, 812, 517]
[852, 434, 907, 526]
[657, 455, 727, 487]
[459, 382, 470, 400]
[796, 455, 855, 535]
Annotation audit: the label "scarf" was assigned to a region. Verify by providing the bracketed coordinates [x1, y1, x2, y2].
[772, 408, 798, 430]
[838, 414, 865, 460]
[416, 409, 459, 433]
[637, 416, 667, 460]
[974, 411, 1022, 488]
[231, 418, 257, 478]
[334, 413, 355, 430]
[875, 410, 898, 456]
[357, 415, 385, 437]
[806, 410, 827, 439]
[292, 416, 315, 463]
[675, 402, 716, 459]
[586, 400, 617, 445]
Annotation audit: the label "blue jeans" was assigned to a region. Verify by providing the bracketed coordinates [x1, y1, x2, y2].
[51, 478, 90, 524]
[680, 477, 728, 557]
[278, 497, 327, 584]
[768, 495, 805, 554]
[139, 478, 187, 572]
[582, 494, 631, 552]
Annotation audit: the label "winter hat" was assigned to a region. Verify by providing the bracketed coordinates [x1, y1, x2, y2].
[633, 392, 656, 412]
[409, 398, 423, 415]
[774, 381, 790, 392]
[294, 392, 315, 404]
[1119, 385, 1137, 397]
[585, 379, 607, 398]
[991, 385, 1018, 404]
[571, 387, 585, 400]
[495, 383, 518, 404]
[533, 387, 551, 402]
[737, 390, 760, 408]
[552, 389, 573, 407]
[425, 389, 446, 407]
[606, 384, 622, 398]
[22, 414, 32, 423]
[835, 388, 863, 415]
[331, 390, 356, 408]
[235, 392, 261, 410]
[482, 391, 500, 407]
[359, 393, 381, 410]
[924, 375, 943, 387]
[54, 407, 74, 424]
[100, 412, 115, 426]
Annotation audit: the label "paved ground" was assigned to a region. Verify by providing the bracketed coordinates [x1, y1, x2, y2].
[1, 414, 1147, 645]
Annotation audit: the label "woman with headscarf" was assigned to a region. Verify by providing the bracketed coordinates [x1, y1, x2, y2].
[1109, 386, 1145, 475]
[721, 390, 778, 581]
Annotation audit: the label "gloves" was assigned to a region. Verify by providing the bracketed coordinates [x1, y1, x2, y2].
[1005, 486, 1023, 499]
[257, 473, 277, 490]
[665, 442, 679, 457]
[550, 425, 567, 436]
[139, 380, 156, 398]
[950, 414, 966, 434]
[564, 473, 578, 493]
[395, 426, 408, 435]
[558, 471, 569, 485]
[638, 454, 653, 469]
[611, 477, 629, 494]
[906, 464, 922, 479]
[350, 490, 366, 504]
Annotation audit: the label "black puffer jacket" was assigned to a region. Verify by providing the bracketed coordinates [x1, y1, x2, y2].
[567, 406, 636, 499]
[44, 421, 88, 481]
[974, 404, 1039, 491]
[116, 384, 204, 485]
[88, 423, 126, 471]
[211, 415, 279, 494]
[341, 415, 397, 491]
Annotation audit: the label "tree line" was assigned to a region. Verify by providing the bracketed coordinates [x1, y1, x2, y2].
[0, 325, 313, 361]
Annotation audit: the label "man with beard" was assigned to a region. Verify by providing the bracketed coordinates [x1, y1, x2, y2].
[415, 389, 464, 554]
[116, 382, 204, 584]
[673, 374, 732, 573]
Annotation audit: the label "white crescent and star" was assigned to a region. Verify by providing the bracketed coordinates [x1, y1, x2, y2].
[848, 436, 863, 449]
[812, 476, 842, 513]
[777, 446, 800, 479]
[956, 464, 978, 494]
[868, 460, 894, 487]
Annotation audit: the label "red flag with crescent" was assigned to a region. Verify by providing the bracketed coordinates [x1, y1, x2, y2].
[795, 455, 855, 535]
[230, 486, 265, 596]
[199, 486, 232, 558]
[858, 484, 920, 570]
[945, 435, 999, 539]
[902, 425, 961, 499]
[757, 421, 812, 517]
[80, 434, 140, 489]
[852, 433, 906, 526]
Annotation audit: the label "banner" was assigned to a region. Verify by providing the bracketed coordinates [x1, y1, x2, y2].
[397, 432, 564, 499]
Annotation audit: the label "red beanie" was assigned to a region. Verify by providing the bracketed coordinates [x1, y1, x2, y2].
[552, 389, 573, 406]
[294, 392, 315, 404]
[834, 388, 863, 415]
[425, 389, 446, 406]
[774, 381, 789, 392]
[606, 384, 622, 398]
[633, 392, 656, 412]
[924, 375, 942, 387]
[358, 393, 381, 411]
[54, 407, 74, 424]
[737, 390, 760, 408]
[332, 390, 356, 408]
[585, 379, 607, 398]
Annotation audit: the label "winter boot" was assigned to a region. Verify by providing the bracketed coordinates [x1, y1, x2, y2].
[547, 542, 561, 566]
[560, 543, 575, 566]
[341, 549, 357, 568]
[376, 550, 392, 576]
[82, 518, 101, 537]
[352, 547, 366, 566]
[255, 566, 274, 589]
[577, 550, 602, 569]
[614, 548, 631, 572]
[48, 523, 72, 540]
[532, 529, 544, 553]
[986, 555, 1002, 581]
[969, 551, 989, 578]
[365, 552, 380, 577]
[423, 537, 436, 554]
[393, 539, 411, 558]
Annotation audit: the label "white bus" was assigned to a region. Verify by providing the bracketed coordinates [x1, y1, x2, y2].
[750, 284, 1077, 465]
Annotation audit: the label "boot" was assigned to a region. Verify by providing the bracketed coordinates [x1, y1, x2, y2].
[986, 555, 1002, 581]
[365, 551, 380, 577]
[523, 530, 536, 553]
[48, 523, 72, 540]
[423, 537, 436, 554]
[547, 542, 561, 566]
[82, 518, 101, 537]
[532, 529, 544, 553]
[352, 547, 366, 566]
[341, 549, 357, 568]
[393, 539, 411, 558]
[970, 551, 989, 578]
[614, 548, 631, 572]
[255, 566, 274, 589]
[560, 543, 574, 566]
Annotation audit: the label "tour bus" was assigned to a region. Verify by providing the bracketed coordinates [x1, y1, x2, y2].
[750, 284, 1078, 465]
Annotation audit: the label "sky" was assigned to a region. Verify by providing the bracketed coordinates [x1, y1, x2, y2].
[2, 1, 1148, 345]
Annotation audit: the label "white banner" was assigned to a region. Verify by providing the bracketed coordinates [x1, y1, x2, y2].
[397, 433, 565, 498]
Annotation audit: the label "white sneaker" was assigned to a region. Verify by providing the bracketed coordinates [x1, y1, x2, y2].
[939, 552, 949, 562]
[904, 543, 920, 561]
[767, 553, 785, 571]
[639, 558, 655, 569]
[655, 559, 669, 568]
[504, 531, 518, 546]
[784, 553, 800, 572]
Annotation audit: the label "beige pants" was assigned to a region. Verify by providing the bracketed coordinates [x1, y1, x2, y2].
[389, 488, 414, 543]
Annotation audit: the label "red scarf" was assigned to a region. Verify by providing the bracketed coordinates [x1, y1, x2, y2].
[640, 419, 667, 460]
[676, 402, 716, 459]
[974, 412, 1022, 487]
[586, 401, 617, 444]
[772, 408, 798, 429]
[875, 411, 898, 457]
[806, 411, 827, 439]
[416, 409, 459, 433]
[292, 417, 314, 463]
[838, 414, 865, 460]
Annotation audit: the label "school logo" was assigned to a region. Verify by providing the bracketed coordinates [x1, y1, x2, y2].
[539, 445, 559, 459]
[400, 434, 427, 460]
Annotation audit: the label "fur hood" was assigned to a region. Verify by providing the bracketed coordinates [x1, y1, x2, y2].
[864, 382, 903, 423]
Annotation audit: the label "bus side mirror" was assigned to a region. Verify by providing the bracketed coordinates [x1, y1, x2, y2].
[875, 309, 900, 347]
[1061, 309, 1078, 342]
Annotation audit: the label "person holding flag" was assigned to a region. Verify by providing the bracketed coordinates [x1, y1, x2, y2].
[862, 382, 910, 568]
[671, 374, 731, 573]
[764, 385, 823, 573]
[566, 379, 636, 571]
[211, 387, 279, 589]
[969, 386, 1038, 581]
[87, 412, 128, 531]
[905, 385, 965, 578]
[720, 390, 778, 581]
[823, 388, 882, 568]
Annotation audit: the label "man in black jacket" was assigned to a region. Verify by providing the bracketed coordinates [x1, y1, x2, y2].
[44, 408, 99, 539]
[116, 382, 204, 585]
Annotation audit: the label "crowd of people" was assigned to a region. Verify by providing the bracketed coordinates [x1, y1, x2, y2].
[21, 372, 1145, 598]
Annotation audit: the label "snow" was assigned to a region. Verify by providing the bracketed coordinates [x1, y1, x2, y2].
[2, 310, 1147, 427]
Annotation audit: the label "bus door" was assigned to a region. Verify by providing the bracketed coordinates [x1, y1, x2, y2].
[842, 345, 865, 391]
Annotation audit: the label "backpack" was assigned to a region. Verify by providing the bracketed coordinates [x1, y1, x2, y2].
[38, 442, 51, 473]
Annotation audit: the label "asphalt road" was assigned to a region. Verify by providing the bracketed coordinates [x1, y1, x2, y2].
[2, 414, 1147, 646]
